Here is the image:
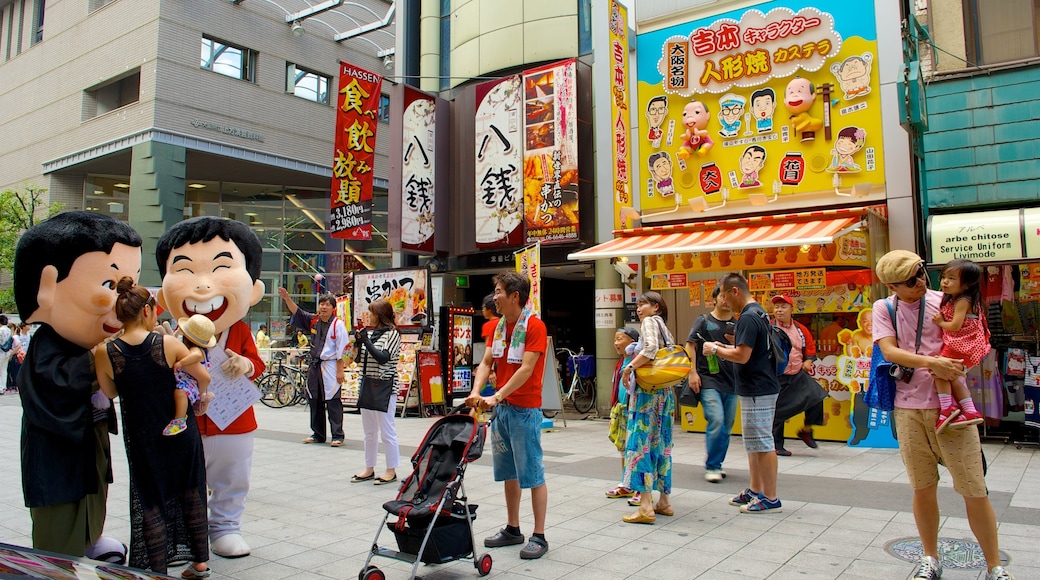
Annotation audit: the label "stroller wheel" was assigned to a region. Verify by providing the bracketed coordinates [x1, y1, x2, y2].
[360, 565, 385, 580]
[476, 553, 493, 576]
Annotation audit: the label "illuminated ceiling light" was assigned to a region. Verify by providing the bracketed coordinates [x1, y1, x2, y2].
[114, 183, 130, 188]
[244, 212, 258, 217]
[188, 183, 207, 189]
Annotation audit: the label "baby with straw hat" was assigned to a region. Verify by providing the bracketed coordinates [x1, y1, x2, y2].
[164, 314, 217, 436]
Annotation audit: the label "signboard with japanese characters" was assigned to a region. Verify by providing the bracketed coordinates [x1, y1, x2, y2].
[928, 209, 1022, 263]
[637, 1, 886, 216]
[522, 59, 579, 244]
[475, 75, 524, 248]
[595, 288, 625, 309]
[515, 244, 542, 316]
[609, 0, 633, 230]
[644, 230, 870, 274]
[754, 269, 872, 314]
[400, 86, 437, 254]
[331, 62, 382, 240]
[351, 267, 430, 329]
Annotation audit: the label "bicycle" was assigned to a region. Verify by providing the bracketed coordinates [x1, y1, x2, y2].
[257, 350, 308, 408]
[545, 347, 596, 416]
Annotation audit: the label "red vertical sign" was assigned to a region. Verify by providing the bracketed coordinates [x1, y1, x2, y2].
[331, 62, 382, 240]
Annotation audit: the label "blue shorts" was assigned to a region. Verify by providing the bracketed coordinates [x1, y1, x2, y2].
[490, 403, 545, 489]
[739, 394, 778, 453]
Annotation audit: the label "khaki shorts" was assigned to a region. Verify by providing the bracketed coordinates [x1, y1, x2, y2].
[893, 408, 987, 498]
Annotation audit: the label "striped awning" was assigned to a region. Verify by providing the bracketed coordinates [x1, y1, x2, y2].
[568, 207, 872, 261]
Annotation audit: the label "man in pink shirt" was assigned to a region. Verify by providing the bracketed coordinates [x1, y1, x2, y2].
[873, 250, 1013, 580]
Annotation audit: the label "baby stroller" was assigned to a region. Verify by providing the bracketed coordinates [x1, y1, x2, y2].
[359, 408, 492, 580]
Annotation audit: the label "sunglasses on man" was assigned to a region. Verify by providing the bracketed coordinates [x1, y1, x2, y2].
[901, 265, 927, 288]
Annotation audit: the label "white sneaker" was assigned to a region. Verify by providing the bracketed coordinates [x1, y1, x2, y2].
[704, 469, 724, 483]
[910, 556, 942, 580]
[986, 566, 1014, 580]
[211, 533, 250, 558]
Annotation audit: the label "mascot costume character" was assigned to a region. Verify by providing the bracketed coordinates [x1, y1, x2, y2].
[156, 216, 265, 558]
[14, 211, 140, 563]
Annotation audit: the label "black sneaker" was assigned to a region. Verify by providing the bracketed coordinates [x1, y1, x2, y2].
[911, 556, 942, 580]
[519, 536, 548, 559]
[484, 527, 524, 548]
[798, 429, 819, 449]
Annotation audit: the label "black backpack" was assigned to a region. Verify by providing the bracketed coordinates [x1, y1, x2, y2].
[754, 310, 791, 375]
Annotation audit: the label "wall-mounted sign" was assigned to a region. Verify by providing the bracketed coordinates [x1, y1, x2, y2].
[928, 209, 1022, 262]
[609, 0, 633, 231]
[331, 62, 382, 240]
[190, 118, 264, 142]
[595, 288, 625, 309]
[636, 1, 885, 216]
[475, 75, 524, 248]
[400, 86, 437, 254]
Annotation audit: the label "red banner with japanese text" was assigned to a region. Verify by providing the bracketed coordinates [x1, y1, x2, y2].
[331, 62, 382, 240]
[522, 59, 578, 244]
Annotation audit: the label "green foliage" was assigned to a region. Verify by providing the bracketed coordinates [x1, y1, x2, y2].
[0, 185, 64, 311]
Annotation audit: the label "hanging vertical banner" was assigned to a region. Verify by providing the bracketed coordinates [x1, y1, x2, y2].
[400, 87, 437, 253]
[522, 59, 579, 244]
[515, 244, 542, 317]
[331, 61, 382, 240]
[609, 0, 633, 231]
[475, 75, 524, 248]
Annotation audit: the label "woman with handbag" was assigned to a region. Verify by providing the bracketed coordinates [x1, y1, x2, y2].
[350, 299, 403, 486]
[619, 291, 677, 524]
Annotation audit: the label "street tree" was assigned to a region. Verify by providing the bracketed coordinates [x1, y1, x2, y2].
[0, 185, 64, 312]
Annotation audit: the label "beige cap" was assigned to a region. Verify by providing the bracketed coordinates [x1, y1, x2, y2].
[177, 315, 217, 348]
[876, 250, 924, 284]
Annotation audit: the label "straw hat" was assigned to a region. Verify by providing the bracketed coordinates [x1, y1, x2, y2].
[177, 315, 217, 348]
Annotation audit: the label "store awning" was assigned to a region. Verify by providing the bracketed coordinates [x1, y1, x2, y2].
[568, 207, 873, 261]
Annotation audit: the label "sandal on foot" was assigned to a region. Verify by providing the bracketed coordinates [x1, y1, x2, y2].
[163, 417, 187, 436]
[181, 565, 211, 579]
[351, 473, 375, 483]
[654, 505, 674, 516]
[605, 486, 635, 499]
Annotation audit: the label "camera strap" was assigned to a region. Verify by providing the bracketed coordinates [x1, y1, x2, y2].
[889, 296, 925, 354]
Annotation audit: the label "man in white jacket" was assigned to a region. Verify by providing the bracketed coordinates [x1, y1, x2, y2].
[279, 288, 351, 446]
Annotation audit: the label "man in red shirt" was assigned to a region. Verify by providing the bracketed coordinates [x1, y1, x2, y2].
[467, 272, 549, 560]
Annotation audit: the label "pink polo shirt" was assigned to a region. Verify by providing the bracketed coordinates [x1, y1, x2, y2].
[872, 289, 959, 410]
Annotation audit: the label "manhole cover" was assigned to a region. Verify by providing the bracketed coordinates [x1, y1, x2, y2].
[884, 537, 1010, 570]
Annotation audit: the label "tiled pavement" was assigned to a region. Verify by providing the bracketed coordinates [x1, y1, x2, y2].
[2, 393, 1039, 579]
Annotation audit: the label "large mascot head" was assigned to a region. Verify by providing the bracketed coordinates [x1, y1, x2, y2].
[14, 211, 143, 349]
[156, 216, 265, 335]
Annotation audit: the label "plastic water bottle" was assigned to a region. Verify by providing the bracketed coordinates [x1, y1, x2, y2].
[707, 353, 720, 374]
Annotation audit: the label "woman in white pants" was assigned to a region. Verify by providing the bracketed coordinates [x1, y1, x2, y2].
[350, 299, 402, 485]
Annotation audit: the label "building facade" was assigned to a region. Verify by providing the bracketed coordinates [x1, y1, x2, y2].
[0, 0, 396, 331]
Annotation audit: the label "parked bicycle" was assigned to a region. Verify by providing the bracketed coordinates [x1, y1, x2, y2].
[543, 347, 596, 417]
[257, 350, 308, 408]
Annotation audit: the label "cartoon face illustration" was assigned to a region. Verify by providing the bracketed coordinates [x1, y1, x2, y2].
[784, 77, 816, 114]
[751, 88, 776, 123]
[717, 93, 745, 137]
[827, 126, 867, 173]
[738, 145, 766, 187]
[830, 53, 873, 99]
[646, 96, 668, 129]
[650, 152, 672, 181]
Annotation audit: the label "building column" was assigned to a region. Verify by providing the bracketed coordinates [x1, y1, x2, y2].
[129, 141, 186, 287]
[594, 260, 628, 416]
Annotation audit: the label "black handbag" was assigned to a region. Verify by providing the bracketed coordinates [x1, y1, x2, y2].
[677, 378, 700, 408]
[358, 376, 394, 411]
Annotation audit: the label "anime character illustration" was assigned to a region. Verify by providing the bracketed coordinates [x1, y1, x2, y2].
[830, 53, 873, 100]
[827, 126, 867, 173]
[648, 151, 676, 197]
[784, 77, 823, 142]
[14, 211, 141, 563]
[750, 87, 776, 133]
[156, 216, 266, 559]
[646, 95, 668, 148]
[738, 145, 767, 188]
[676, 100, 713, 160]
[717, 93, 746, 138]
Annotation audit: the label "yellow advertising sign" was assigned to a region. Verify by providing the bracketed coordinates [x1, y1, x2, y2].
[636, 2, 886, 216]
[645, 230, 869, 274]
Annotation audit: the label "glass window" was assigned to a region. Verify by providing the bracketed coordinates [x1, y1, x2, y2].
[286, 63, 331, 105]
[378, 94, 390, 123]
[32, 0, 44, 44]
[201, 35, 257, 82]
[965, 0, 1040, 65]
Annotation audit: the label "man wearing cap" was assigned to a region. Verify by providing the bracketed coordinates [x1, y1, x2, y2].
[685, 282, 737, 483]
[873, 250, 1013, 580]
[769, 294, 828, 456]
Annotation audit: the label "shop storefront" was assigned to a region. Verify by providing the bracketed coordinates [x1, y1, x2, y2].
[928, 208, 1040, 443]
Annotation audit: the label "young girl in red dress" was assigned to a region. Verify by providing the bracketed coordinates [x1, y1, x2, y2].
[932, 259, 990, 433]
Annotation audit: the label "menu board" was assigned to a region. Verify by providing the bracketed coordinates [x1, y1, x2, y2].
[352, 267, 431, 329]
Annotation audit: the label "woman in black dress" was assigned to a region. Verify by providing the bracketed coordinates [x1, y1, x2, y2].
[94, 278, 211, 577]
